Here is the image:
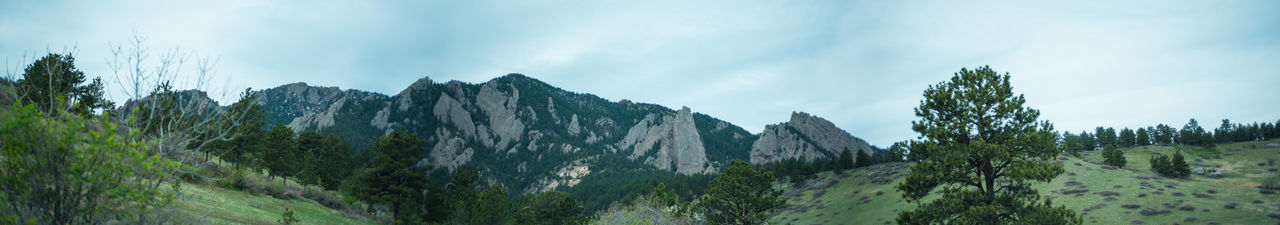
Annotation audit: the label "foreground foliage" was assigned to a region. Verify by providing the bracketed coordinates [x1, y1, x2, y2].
[0, 102, 175, 224]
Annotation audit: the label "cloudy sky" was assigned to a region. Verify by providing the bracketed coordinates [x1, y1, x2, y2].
[3, 0, 1278, 146]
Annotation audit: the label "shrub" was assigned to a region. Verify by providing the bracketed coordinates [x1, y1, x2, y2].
[1102, 145, 1127, 168]
[303, 186, 350, 210]
[0, 102, 174, 224]
[1150, 152, 1190, 178]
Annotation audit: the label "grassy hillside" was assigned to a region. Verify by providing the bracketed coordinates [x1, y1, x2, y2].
[771, 139, 1280, 225]
[173, 182, 382, 225]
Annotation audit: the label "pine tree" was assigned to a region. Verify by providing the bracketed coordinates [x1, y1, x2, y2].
[854, 149, 872, 168]
[1135, 127, 1150, 146]
[350, 129, 431, 223]
[1179, 118, 1206, 146]
[317, 134, 353, 190]
[1171, 151, 1190, 177]
[837, 148, 855, 170]
[471, 185, 513, 225]
[208, 89, 266, 172]
[295, 130, 325, 186]
[1080, 132, 1096, 151]
[447, 166, 481, 223]
[1102, 145, 1126, 168]
[1150, 154, 1171, 176]
[262, 124, 298, 182]
[1118, 128, 1135, 148]
[698, 160, 785, 225]
[16, 53, 114, 115]
[896, 66, 1079, 225]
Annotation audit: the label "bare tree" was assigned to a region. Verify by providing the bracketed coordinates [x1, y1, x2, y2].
[103, 32, 259, 224]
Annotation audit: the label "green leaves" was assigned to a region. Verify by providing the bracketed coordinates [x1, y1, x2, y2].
[897, 66, 1080, 225]
[0, 101, 173, 224]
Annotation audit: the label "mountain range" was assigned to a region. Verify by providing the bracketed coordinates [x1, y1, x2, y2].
[244, 74, 874, 193]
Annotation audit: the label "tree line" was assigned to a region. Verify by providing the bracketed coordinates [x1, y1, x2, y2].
[1059, 118, 1280, 155]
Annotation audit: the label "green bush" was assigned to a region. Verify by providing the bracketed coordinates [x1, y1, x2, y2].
[0, 102, 174, 224]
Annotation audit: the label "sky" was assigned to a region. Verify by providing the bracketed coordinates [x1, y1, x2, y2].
[3, 0, 1278, 146]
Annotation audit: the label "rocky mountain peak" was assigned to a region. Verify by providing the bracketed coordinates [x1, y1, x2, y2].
[750, 111, 873, 164]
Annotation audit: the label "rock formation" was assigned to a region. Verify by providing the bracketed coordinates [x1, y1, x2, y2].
[750, 112, 874, 164]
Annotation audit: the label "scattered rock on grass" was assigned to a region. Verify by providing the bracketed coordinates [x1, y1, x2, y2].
[1178, 205, 1196, 211]
[1062, 189, 1089, 195]
[1139, 209, 1171, 216]
[1225, 203, 1237, 209]
[1122, 204, 1141, 209]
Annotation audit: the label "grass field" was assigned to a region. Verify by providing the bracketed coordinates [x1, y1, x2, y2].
[171, 182, 382, 225]
[771, 139, 1280, 225]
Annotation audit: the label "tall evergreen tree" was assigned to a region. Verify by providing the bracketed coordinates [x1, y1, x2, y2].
[1060, 131, 1083, 156]
[262, 124, 298, 182]
[1215, 119, 1233, 144]
[471, 185, 513, 225]
[295, 130, 324, 186]
[350, 129, 431, 223]
[1155, 124, 1176, 145]
[318, 134, 353, 190]
[1135, 127, 1150, 146]
[1118, 127, 1135, 148]
[1179, 118, 1207, 146]
[853, 149, 872, 168]
[1096, 127, 1117, 148]
[1080, 131, 1096, 151]
[837, 148, 855, 171]
[208, 89, 265, 172]
[896, 66, 1079, 225]
[447, 166, 481, 223]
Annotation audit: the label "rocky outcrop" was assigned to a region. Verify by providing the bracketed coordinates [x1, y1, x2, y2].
[750, 112, 873, 164]
[433, 94, 478, 139]
[617, 107, 712, 175]
[422, 127, 475, 173]
[476, 82, 524, 151]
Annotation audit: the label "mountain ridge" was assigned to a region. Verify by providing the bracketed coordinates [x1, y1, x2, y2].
[236, 73, 875, 193]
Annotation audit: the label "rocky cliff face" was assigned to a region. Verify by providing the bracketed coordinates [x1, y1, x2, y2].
[616, 106, 712, 174]
[750, 112, 874, 164]
[253, 74, 872, 193]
